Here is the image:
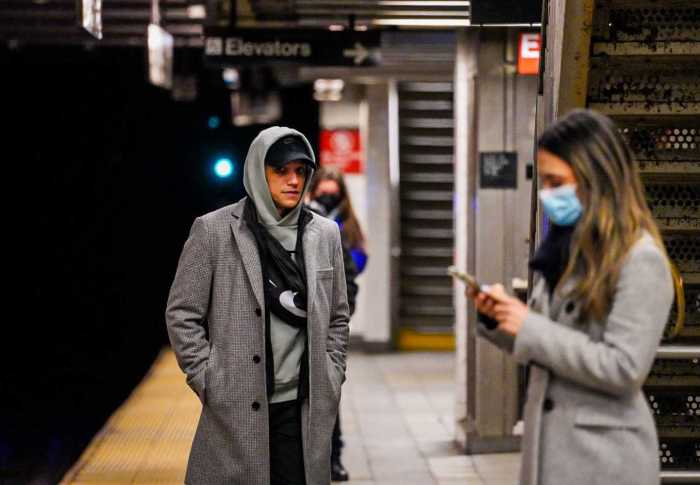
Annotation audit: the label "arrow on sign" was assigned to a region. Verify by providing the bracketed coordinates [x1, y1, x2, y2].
[343, 42, 369, 65]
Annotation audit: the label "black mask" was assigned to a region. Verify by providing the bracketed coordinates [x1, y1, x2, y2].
[316, 193, 341, 213]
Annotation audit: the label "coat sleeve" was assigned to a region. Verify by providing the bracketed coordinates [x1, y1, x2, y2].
[342, 243, 359, 316]
[512, 244, 673, 397]
[328, 224, 351, 385]
[165, 217, 213, 403]
[476, 313, 515, 353]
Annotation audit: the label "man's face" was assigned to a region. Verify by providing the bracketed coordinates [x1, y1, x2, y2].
[265, 161, 308, 214]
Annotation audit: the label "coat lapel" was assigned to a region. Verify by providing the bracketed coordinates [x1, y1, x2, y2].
[549, 274, 579, 320]
[230, 201, 265, 309]
[303, 218, 320, 311]
[529, 277, 550, 317]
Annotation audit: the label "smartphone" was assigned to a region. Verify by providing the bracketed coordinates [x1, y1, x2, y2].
[447, 266, 483, 294]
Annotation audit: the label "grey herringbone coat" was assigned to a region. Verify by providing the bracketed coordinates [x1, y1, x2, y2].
[479, 233, 673, 485]
[165, 198, 350, 485]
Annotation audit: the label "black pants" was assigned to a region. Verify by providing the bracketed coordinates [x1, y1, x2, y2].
[331, 412, 343, 461]
[269, 400, 306, 485]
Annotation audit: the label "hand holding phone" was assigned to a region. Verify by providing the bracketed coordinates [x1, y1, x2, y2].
[447, 266, 484, 294]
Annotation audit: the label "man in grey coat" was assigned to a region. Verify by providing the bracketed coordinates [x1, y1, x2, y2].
[165, 126, 350, 485]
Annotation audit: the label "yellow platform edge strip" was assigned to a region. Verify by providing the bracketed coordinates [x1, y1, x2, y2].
[59, 347, 174, 485]
[397, 329, 455, 351]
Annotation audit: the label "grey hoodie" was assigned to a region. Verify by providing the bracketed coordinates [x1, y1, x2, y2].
[243, 126, 315, 403]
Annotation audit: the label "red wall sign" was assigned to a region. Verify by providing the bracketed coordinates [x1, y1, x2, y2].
[518, 32, 540, 75]
[319, 129, 363, 174]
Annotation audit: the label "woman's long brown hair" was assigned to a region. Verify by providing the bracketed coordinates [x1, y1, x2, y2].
[538, 109, 667, 320]
[308, 166, 366, 250]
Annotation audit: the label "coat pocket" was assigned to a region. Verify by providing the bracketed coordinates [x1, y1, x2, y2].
[574, 405, 643, 429]
[187, 365, 207, 405]
[326, 354, 342, 399]
[317, 268, 334, 279]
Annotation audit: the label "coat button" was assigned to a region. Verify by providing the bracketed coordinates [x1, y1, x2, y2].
[252, 401, 260, 411]
[565, 302, 575, 314]
[543, 398, 555, 412]
[255, 308, 261, 317]
[252, 355, 261, 364]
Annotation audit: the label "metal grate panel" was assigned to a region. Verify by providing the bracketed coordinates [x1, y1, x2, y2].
[665, 284, 700, 343]
[617, 118, 700, 179]
[647, 358, 700, 387]
[588, 0, 700, 476]
[592, 3, 700, 55]
[658, 440, 700, 470]
[663, 233, 700, 274]
[602, 5, 700, 43]
[646, 183, 700, 220]
[619, 120, 700, 161]
[588, 59, 700, 105]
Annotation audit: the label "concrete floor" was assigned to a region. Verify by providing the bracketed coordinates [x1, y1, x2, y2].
[61, 349, 521, 484]
[337, 351, 520, 485]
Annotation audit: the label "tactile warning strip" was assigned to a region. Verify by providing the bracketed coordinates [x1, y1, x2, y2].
[60, 348, 199, 484]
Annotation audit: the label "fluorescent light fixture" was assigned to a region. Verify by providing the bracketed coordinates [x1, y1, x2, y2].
[80, 0, 102, 39]
[377, 1, 469, 5]
[366, 10, 470, 16]
[231, 92, 282, 126]
[354, 25, 369, 31]
[477, 23, 542, 27]
[148, 24, 174, 89]
[329, 24, 345, 31]
[314, 78, 345, 102]
[222, 68, 240, 88]
[186, 4, 206, 19]
[315, 78, 345, 91]
[372, 18, 471, 26]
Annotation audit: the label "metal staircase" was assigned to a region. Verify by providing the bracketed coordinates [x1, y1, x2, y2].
[397, 81, 455, 337]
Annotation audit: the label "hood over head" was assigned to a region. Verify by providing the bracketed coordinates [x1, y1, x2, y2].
[243, 126, 316, 231]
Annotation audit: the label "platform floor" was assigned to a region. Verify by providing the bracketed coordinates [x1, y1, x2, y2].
[61, 349, 521, 485]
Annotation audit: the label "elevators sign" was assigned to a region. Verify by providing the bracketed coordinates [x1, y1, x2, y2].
[204, 28, 381, 67]
[480, 152, 518, 189]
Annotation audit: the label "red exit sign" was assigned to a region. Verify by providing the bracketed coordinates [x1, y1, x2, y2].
[518, 33, 540, 75]
[320, 129, 363, 174]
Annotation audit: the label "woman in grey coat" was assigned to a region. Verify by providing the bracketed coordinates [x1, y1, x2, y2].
[470, 110, 673, 485]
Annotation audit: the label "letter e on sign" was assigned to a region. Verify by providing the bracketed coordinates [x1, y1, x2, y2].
[518, 33, 540, 75]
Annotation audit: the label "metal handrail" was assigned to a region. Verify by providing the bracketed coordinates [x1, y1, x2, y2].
[666, 262, 686, 340]
[656, 346, 700, 359]
[660, 470, 700, 483]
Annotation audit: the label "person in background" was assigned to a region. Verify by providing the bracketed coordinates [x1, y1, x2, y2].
[469, 109, 673, 485]
[307, 166, 368, 482]
[309, 167, 368, 276]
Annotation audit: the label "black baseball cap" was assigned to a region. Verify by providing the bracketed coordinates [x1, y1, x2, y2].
[265, 135, 316, 169]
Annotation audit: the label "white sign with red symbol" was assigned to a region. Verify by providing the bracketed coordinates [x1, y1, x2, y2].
[518, 32, 540, 75]
[320, 129, 363, 174]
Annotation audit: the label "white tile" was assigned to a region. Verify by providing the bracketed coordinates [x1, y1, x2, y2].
[427, 456, 480, 479]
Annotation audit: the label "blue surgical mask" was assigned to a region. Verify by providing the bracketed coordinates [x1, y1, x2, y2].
[539, 184, 582, 226]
